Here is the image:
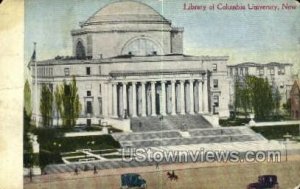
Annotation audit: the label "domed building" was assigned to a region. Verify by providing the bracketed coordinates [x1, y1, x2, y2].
[71, 0, 183, 59]
[32, 0, 230, 128]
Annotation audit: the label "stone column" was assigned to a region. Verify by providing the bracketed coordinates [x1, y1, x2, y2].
[122, 82, 127, 117]
[132, 82, 137, 117]
[171, 80, 176, 115]
[180, 80, 185, 115]
[112, 83, 118, 118]
[203, 76, 209, 113]
[198, 80, 203, 113]
[189, 79, 195, 114]
[141, 82, 147, 117]
[161, 81, 167, 116]
[151, 81, 156, 116]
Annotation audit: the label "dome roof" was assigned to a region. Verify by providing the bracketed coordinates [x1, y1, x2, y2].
[83, 0, 168, 25]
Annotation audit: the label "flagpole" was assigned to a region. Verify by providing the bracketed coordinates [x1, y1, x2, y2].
[34, 42, 38, 127]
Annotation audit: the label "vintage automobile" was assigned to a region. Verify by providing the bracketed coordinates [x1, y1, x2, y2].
[120, 173, 147, 189]
[247, 175, 279, 189]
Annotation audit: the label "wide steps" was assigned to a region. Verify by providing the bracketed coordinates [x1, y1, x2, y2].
[130, 114, 212, 132]
[119, 134, 262, 148]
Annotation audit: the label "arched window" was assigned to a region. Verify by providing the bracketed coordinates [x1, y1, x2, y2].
[122, 38, 162, 56]
[76, 41, 86, 59]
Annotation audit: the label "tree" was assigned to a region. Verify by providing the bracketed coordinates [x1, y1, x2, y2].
[24, 79, 32, 116]
[234, 75, 279, 121]
[283, 98, 291, 116]
[54, 85, 63, 127]
[39, 84, 53, 127]
[273, 87, 281, 116]
[54, 76, 81, 128]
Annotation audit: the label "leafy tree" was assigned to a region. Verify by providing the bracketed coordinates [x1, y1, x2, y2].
[251, 77, 274, 120]
[234, 76, 279, 121]
[273, 87, 281, 116]
[24, 79, 32, 116]
[283, 98, 291, 115]
[54, 76, 81, 128]
[54, 85, 63, 127]
[39, 84, 53, 127]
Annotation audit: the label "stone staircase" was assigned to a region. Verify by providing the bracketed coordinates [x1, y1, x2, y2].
[130, 114, 212, 132]
[112, 126, 265, 148]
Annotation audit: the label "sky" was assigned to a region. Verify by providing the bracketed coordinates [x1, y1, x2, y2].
[25, 0, 300, 74]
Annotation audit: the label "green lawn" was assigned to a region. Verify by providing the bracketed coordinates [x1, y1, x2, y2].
[251, 125, 300, 140]
[30, 128, 121, 169]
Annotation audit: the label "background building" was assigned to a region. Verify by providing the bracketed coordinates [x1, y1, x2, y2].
[227, 62, 293, 110]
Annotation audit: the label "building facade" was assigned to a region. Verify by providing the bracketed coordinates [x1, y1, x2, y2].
[31, 1, 232, 127]
[227, 62, 293, 109]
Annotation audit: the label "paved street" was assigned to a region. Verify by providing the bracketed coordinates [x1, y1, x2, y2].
[24, 155, 300, 189]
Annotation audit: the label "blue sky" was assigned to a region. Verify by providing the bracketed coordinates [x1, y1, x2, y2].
[25, 0, 300, 72]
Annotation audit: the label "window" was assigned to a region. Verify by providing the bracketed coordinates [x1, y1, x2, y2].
[122, 38, 162, 56]
[86, 67, 91, 75]
[86, 101, 93, 114]
[64, 68, 70, 76]
[270, 67, 275, 75]
[76, 40, 86, 59]
[86, 119, 91, 127]
[212, 64, 217, 72]
[278, 67, 285, 75]
[99, 98, 103, 115]
[257, 68, 264, 75]
[229, 68, 233, 76]
[87, 91, 91, 96]
[245, 68, 249, 75]
[213, 79, 218, 88]
[213, 96, 219, 107]
[99, 84, 102, 95]
[240, 68, 243, 75]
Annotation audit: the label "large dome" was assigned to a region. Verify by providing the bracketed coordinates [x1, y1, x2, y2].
[83, 0, 168, 25]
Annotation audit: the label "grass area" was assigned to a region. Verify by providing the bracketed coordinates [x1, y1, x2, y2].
[92, 149, 119, 155]
[32, 128, 121, 169]
[251, 125, 300, 140]
[61, 152, 87, 157]
[66, 156, 98, 162]
[219, 118, 250, 126]
[102, 154, 132, 159]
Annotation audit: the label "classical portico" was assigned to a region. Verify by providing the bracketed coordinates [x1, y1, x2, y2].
[110, 70, 209, 118]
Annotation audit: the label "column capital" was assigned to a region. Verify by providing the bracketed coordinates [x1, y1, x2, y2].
[161, 80, 167, 84]
[179, 80, 185, 84]
[140, 81, 147, 85]
[131, 81, 137, 85]
[150, 81, 156, 84]
[171, 80, 176, 84]
[189, 79, 194, 83]
[122, 81, 128, 85]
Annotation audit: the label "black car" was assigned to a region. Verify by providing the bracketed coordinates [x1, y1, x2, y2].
[247, 175, 279, 189]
